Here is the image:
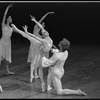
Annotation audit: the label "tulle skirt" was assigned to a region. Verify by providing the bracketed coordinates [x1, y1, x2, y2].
[0, 38, 11, 64]
[27, 39, 42, 68]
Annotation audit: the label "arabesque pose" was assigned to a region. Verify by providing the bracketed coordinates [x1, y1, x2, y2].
[11, 15, 53, 92]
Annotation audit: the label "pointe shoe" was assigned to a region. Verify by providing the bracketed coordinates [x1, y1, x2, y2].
[30, 75, 34, 83]
[7, 71, 15, 75]
[47, 86, 52, 91]
[41, 83, 46, 92]
[34, 75, 39, 79]
[0, 85, 3, 93]
[78, 89, 87, 96]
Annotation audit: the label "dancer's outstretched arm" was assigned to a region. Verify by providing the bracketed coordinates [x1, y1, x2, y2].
[52, 44, 57, 49]
[42, 56, 58, 68]
[23, 25, 45, 43]
[1, 4, 13, 27]
[30, 15, 45, 30]
[11, 24, 34, 41]
[38, 12, 54, 23]
[33, 12, 54, 35]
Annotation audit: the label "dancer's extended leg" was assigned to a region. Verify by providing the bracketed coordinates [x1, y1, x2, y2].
[35, 67, 39, 79]
[53, 76, 86, 95]
[6, 60, 14, 75]
[39, 67, 45, 92]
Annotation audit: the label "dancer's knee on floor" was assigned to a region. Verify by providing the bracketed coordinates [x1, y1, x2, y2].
[57, 90, 62, 95]
[56, 88, 62, 95]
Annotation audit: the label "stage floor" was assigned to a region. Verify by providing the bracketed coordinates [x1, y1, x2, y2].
[0, 44, 100, 99]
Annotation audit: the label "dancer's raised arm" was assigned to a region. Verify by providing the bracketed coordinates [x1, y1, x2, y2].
[33, 12, 54, 35]
[11, 24, 32, 40]
[23, 25, 46, 43]
[30, 15, 44, 30]
[38, 12, 54, 23]
[11, 24, 42, 43]
[1, 4, 13, 27]
[33, 12, 54, 36]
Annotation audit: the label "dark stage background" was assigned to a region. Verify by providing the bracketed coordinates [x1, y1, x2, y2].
[0, 2, 100, 47]
[0, 2, 100, 98]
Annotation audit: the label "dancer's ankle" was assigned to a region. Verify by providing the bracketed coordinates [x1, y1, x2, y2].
[47, 85, 52, 91]
[77, 89, 87, 96]
[41, 83, 46, 92]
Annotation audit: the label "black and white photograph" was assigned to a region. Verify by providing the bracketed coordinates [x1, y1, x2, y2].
[0, 1, 100, 99]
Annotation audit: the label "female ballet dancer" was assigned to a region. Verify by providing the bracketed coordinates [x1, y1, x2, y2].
[11, 24, 42, 83]
[42, 38, 87, 96]
[27, 12, 54, 79]
[11, 17, 53, 92]
[25, 16, 54, 91]
[0, 4, 14, 75]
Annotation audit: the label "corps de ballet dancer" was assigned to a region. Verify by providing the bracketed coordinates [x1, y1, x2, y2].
[0, 4, 15, 75]
[0, 4, 16, 93]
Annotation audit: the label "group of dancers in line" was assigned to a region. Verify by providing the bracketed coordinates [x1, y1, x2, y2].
[0, 4, 87, 96]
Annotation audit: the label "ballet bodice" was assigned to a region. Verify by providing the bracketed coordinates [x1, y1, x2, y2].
[2, 25, 12, 40]
[42, 36, 53, 52]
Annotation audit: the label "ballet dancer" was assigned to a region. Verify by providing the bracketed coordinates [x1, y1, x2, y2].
[24, 16, 53, 92]
[0, 4, 14, 75]
[11, 19, 53, 92]
[42, 38, 87, 96]
[27, 12, 54, 79]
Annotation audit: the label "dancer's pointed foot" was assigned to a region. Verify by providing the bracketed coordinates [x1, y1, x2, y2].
[30, 75, 34, 83]
[78, 89, 87, 96]
[7, 70, 14, 75]
[47, 85, 52, 91]
[41, 83, 46, 92]
[0, 85, 3, 93]
[34, 75, 39, 79]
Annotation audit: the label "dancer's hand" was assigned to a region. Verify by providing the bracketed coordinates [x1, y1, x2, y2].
[30, 15, 35, 21]
[22, 25, 28, 32]
[8, 3, 13, 8]
[47, 12, 54, 14]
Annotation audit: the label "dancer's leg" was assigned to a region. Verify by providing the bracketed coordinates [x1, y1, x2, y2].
[60, 88, 86, 96]
[30, 63, 35, 83]
[6, 60, 14, 75]
[47, 68, 53, 91]
[0, 85, 3, 93]
[39, 67, 45, 92]
[53, 76, 86, 95]
[34, 56, 39, 79]
[45, 52, 49, 59]
[35, 67, 39, 78]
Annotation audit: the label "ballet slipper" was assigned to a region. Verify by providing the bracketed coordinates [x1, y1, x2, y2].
[78, 89, 87, 96]
[47, 85, 52, 91]
[7, 70, 15, 75]
[34, 75, 39, 79]
[0, 85, 3, 93]
[30, 75, 34, 83]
